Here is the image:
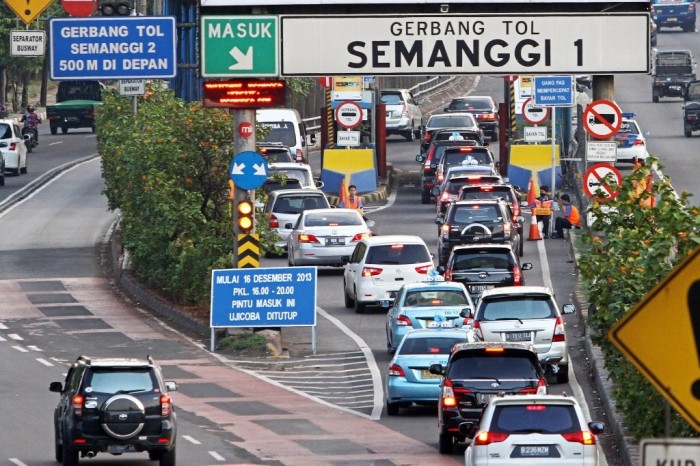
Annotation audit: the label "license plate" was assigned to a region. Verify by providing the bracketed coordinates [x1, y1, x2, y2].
[326, 237, 345, 245]
[469, 285, 493, 293]
[505, 331, 531, 342]
[108, 444, 137, 454]
[477, 393, 496, 405]
[519, 445, 551, 457]
[421, 369, 442, 379]
[668, 17, 677, 22]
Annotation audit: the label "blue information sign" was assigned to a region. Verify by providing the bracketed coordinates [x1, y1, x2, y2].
[210, 267, 317, 328]
[229, 151, 269, 190]
[49, 17, 176, 80]
[533, 75, 574, 107]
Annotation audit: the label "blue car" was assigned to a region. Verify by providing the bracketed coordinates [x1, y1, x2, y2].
[385, 278, 474, 354]
[385, 328, 477, 416]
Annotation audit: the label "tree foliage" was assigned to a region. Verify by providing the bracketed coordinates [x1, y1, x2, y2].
[579, 156, 700, 439]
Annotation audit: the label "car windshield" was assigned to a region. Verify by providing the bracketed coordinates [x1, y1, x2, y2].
[429, 115, 476, 128]
[491, 404, 581, 434]
[448, 353, 539, 379]
[84, 369, 156, 394]
[305, 211, 362, 227]
[478, 296, 555, 320]
[381, 92, 403, 105]
[449, 98, 492, 111]
[399, 336, 469, 355]
[404, 289, 469, 307]
[259, 121, 296, 147]
[452, 205, 501, 223]
[366, 244, 431, 265]
[452, 252, 515, 270]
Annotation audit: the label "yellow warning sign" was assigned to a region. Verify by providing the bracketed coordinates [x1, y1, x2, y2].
[3, 0, 53, 25]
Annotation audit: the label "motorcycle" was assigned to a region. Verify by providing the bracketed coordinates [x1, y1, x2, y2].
[22, 126, 38, 153]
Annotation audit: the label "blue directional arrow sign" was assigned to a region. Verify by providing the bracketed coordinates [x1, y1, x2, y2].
[229, 151, 268, 190]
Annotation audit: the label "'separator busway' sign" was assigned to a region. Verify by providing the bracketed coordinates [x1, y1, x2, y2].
[280, 14, 649, 76]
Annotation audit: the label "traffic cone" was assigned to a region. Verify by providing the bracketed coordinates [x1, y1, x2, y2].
[527, 212, 542, 241]
[338, 178, 348, 207]
[526, 175, 538, 208]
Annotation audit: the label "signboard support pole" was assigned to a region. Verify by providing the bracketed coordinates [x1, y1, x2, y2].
[551, 106, 557, 196]
[132, 96, 137, 117]
[233, 109, 256, 255]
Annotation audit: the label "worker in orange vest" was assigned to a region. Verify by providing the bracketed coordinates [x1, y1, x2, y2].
[339, 184, 364, 215]
[553, 193, 581, 239]
[530, 185, 554, 238]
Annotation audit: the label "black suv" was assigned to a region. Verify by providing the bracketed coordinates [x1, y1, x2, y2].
[434, 145, 496, 185]
[440, 244, 532, 302]
[429, 342, 548, 454]
[50, 355, 178, 466]
[436, 199, 521, 267]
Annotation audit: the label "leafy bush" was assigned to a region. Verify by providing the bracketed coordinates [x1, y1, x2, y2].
[579, 156, 700, 439]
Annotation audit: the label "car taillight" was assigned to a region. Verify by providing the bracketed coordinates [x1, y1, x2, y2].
[441, 378, 457, 407]
[351, 232, 371, 242]
[512, 266, 522, 285]
[633, 139, 645, 146]
[160, 394, 172, 417]
[503, 222, 512, 238]
[688, 114, 698, 121]
[512, 203, 521, 217]
[474, 431, 509, 445]
[440, 191, 450, 201]
[562, 430, 596, 445]
[295, 148, 304, 163]
[298, 233, 320, 243]
[72, 395, 84, 417]
[415, 265, 432, 274]
[269, 214, 279, 229]
[423, 132, 432, 143]
[396, 314, 413, 327]
[362, 266, 382, 277]
[689, 2, 695, 12]
[444, 268, 452, 281]
[552, 316, 566, 342]
[441, 223, 451, 236]
[537, 377, 548, 394]
[388, 363, 406, 377]
[401, 104, 409, 117]
[479, 113, 497, 121]
[9, 142, 17, 151]
[472, 320, 483, 340]
[437, 174, 444, 183]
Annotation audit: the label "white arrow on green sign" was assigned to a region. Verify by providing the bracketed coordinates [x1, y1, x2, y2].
[201, 16, 278, 78]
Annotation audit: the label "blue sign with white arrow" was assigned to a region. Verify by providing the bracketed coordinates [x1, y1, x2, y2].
[229, 151, 269, 190]
[49, 17, 176, 80]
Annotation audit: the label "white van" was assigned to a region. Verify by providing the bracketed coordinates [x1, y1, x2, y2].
[256, 108, 315, 163]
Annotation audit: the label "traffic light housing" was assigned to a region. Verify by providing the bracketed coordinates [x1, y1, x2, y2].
[236, 200, 254, 233]
[100, 1, 133, 16]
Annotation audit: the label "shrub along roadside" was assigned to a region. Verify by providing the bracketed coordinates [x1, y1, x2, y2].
[579, 156, 700, 440]
[97, 86, 279, 306]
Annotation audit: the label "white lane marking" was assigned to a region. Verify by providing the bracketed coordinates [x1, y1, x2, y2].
[36, 358, 54, 367]
[8, 334, 23, 340]
[49, 141, 63, 146]
[9, 459, 27, 466]
[0, 336, 6, 342]
[208, 451, 226, 461]
[12, 346, 28, 353]
[0, 323, 8, 329]
[27, 345, 42, 352]
[182, 435, 202, 445]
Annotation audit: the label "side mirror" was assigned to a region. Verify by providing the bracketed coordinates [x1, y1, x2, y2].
[431, 187, 440, 197]
[458, 422, 477, 438]
[459, 307, 472, 318]
[429, 363, 444, 375]
[437, 265, 445, 273]
[562, 304, 576, 315]
[415, 154, 425, 163]
[522, 262, 533, 271]
[435, 214, 445, 225]
[365, 219, 376, 228]
[315, 180, 325, 189]
[309, 133, 317, 145]
[444, 107, 449, 112]
[588, 421, 606, 435]
[165, 381, 178, 392]
[284, 223, 293, 229]
[49, 382, 63, 392]
[341, 255, 350, 264]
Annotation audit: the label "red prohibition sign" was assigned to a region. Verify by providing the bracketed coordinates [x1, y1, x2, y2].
[583, 99, 622, 140]
[583, 163, 623, 202]
[522, 97, 550, 125]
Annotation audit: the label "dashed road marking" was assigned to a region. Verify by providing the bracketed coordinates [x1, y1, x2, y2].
[12, 346, 28, 353]
[183, 435, 202, 445]
[36, 358, 54, 367]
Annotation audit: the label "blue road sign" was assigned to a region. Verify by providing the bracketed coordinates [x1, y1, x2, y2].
[49, 17, 176, 80]
[210, 267, 317, 328]
[229, 150, 269, 190]
[533, 75, 574, 107]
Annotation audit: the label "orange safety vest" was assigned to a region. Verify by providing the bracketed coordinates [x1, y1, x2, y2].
[532, 199, 553, 216]
[344, 196, 362, 210]
[567, 205, 581, 226]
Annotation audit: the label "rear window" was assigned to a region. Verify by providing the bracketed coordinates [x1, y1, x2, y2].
[618, 120, 640, 135]
[490, 404, 581, 434]
[451, 204, 502, 223]
[260, 121, 297, 147]
[268, 168, 312, 186]
[263, 179, 302, 192]
[305, 211, 361, 227]
[477, 295, 556, 320]
[428, 115, 476, 128]
[0, 123, 12, 139]
[450, 251, 515, 270]
[448, 352, 540, 379]
[399, 336, 469, 355]
[381, 91, 404, 105]
[404, 289, 469, 307]
[84, 369, 156, 394]
[274, 195, 326, 214]
[460, 186, 514, 202]
[433, 132, 481, 143]
[259, 147, 294, 163]
[443, 148, 492, 166]
[448, 98, 493, 112]
[365, 244, 431, 265]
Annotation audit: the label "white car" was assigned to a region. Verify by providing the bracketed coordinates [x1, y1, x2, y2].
[263, 189, 331, 250]
[287, 208, 373, 267]
[343, 235, 434, 313]
[380, 88, 424, 142]
[614, 116, 649, 164]
[470, 286, 575, 384]
[267, 162, 323, 190]
[464, 394, 605, 466]
[0, 119, 28, 176]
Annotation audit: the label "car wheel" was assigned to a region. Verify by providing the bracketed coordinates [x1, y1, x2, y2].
[438, 432, 454, 454]
[387, 331, 395, 354]
[61, 126, 68, 135]
[287, 249, 294, 266]
[652, 88, 660, 103]
[518, 236, 524, 257]
[386, 400, 400, 416]
[10, 167, 19, 177]
[27, 144, 32, 154]
[159, 446, 176, 466]
[0, 171, 5, 186]
[684, 124, 693, 138]
[421, 191, 431, 204]
[20, 160, 27, 174]
[491, 130, 498, 142]
[404, 128, 415, 142]
[343, 281, 354, 308]
[556, 364, 570, 384]
[354, 290, 366, 314]
[50, 123, 58, 135]
[62, 441, 79, 466]
[55, 430, 63, 462]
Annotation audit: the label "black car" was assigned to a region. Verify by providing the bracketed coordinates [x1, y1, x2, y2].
[440, 244, 532, 301]
[433, 172, 503, 215]
[443, 95, 500, 141]
[50, 355, 178, 466]
[429, 342, 548, 454]
[436, 199, 522, 267]
[458, 183, 524, 250]
[434, 145, 496, 185]
[683, 80, 700, 137]
[420, 128, 485, 154]
[415, 139, 483, 204]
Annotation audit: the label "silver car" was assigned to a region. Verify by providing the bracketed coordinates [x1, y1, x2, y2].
[263, 189, 331, 250]
[380, 88, 424, 142]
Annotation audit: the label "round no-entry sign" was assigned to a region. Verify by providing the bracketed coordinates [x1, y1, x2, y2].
[583, 163, 623, 202]
[522, 98, 550, 125]
[583, 99, 622, 140]
[335, 101, 363, 129]
[61, 0, 97, 17]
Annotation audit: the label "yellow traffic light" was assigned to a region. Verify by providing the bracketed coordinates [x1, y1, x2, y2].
[237, 200, 254, 233]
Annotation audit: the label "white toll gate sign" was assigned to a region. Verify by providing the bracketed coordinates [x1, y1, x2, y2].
[280, 14, 650, 75]
[521, 98, 550, 124]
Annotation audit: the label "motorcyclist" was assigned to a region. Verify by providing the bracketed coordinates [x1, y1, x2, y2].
[21, 105, 41, 144]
